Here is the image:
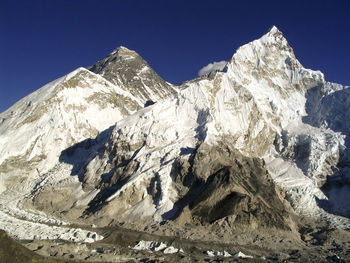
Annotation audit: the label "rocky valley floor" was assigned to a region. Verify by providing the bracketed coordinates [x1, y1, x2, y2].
[2, 217, 350, 263]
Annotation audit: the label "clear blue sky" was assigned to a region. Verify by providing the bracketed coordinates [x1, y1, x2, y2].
[1, 0, 349, 113]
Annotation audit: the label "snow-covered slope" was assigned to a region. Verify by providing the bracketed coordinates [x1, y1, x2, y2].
[0, 67, 142, 187]
[0, 66, 148, 241]
[0, 60, 176, 241]
[1, 26, 350, 242]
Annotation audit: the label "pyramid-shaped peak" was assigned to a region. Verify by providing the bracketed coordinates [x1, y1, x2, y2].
[261, 25, 287, 44]
[110, 46, 139, 58]
[117, 45, 131, 51]
[268, 25, 282, 34]
[237, 25, 290, 55]
[229, 25, 302, 74]
[89, 44, 177, 103]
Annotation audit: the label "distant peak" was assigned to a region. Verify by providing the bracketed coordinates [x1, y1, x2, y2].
[118, 45, 130, 50]
[268, 25, 281, 34]
[110, 46, 139, 58]
[257, 25, 289, 48]
[116, 46, 133, 52]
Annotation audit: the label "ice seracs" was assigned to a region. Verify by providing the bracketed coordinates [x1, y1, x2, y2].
[132, 240, 183, 254]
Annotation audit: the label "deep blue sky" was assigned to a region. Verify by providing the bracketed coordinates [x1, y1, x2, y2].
[1, 0, 349, 113]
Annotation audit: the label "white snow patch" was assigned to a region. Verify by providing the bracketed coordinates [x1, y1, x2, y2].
[234, 251, 253, 259]
[132, 240, 183, 254]
[164, 246, 183, 254]
[206, 250, 232, 257]
[205, 250, 252, 258]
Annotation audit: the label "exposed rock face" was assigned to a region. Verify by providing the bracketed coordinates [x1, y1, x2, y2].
[0, 26, 350, 245]
[171, 143, 291, 230]
[89, 46, 178, 104]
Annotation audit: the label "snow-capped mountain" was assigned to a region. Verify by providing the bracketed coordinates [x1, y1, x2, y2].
[89, 46, 178, 104]
[55, 26, 349, 229]
[0, 26, 350, 243]
[0, 50, 177, 241]
[0, 67, 142, 189]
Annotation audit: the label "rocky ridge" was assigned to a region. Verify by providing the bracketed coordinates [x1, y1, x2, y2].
[89, 46, 178, 104]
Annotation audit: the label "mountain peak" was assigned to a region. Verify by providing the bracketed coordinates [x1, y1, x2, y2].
[110, 46, 139, 59]
[116, 45, 131, 51]
[89, 46, 177, 103]
[229, 24, 299, 70]
[261, 25, 288, 46]
[268, 25, 281, 34]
